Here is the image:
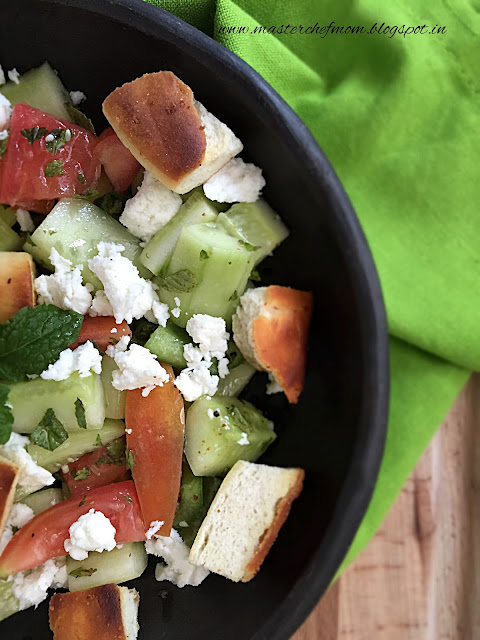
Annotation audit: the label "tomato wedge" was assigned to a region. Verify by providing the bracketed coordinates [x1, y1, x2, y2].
[94, 127, 140, 193]
[61, 444, 129, 498]
[0, 103, 100, 206]
[70, 316, 131, 352]
[15, 199, 55, 215]
[125, 365, 185, 538]
[0, 481, 144, 578]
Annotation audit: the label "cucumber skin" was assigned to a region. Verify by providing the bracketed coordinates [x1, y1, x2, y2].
[145, 321, 189, 369]
[28, 199, 150, 290]
[22, 488, 63, 514]
[101, 355, 126, 420]
[185, 396, 276, 476]
[66, 542, 147, 592]
[27, 419, 125, 472]
[216, 361, 256, 397]
[0, 218, 22, 251]
[140, 191, 218, 275]
[10, 372, 106, 434]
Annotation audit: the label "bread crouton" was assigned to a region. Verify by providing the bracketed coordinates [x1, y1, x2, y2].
[0, 252, 35, 322]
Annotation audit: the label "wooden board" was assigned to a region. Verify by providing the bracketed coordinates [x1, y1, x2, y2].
[292, 373, 480, 640]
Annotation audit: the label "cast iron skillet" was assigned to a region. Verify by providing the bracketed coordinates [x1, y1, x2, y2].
[0, 1, 389, 638]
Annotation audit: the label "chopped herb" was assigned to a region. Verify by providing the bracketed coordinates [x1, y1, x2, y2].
[31, 409, 68, 451]
[71, 467, 90, 481]
[95, 455, 106, 466]
[45, 159, 64, 178]
[239, 240, 260, 252]
[78, 496, 86, 507]
[95, 191, 128, 217]
[209, 359, 219, 376]
[11, 526, 19, 535]
[0, 133, 8, 158]
[75, 398, 87, 429]
[0, 384, 13, 445]
[95, 434, 103, 447]
[124, 495, 133, 503]
[77, 172, 86, 184]
[250, 268, 261, 282]
[20, 126, 49, 146]
[65, 104, 96, 134]
[229, 290, 238, 302]
[68, 567, 97, 578]
[125, 449, 135, 470]
[89, 340, 104, 355]
[158, 269, 197, 293]
[106, 438, 126, 465]
[45, 128, 71, 154]
[199, 250, 210, 261]
[74, 189, 99, 200]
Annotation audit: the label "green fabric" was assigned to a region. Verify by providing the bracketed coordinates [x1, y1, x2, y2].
[146, 0, 478, 572]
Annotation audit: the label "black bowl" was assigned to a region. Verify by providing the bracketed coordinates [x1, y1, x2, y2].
[0, 1, 389, 638]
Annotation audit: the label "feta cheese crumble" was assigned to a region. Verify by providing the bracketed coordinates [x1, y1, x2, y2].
[89, 290, 114, 317]
[119, 170, 182, 242]
[237, 432, 250, 446]
[266, 372, 283, 395]
[171, 296, 181, 319]
[186, 314, 229, 359]
[69, 238, 86, 248]
[0, 433, 54, 494]
[0, 93, 12, 130]
[64, 509, 117, 561]
[15, 208, 35, 233]
[145, 520, 164, 540]
[40, 341, 102, 381]
[69, 90, 86, 105]
[0, 503, 34, 554]
[88, 242, 169, 325]
[107, 336, 170, 396]
[7, 68, 20, 84]
[0, 64, 5, 85]
[203, 158, 265, 203]
[12, 557, 67, 611]
[146, 529, 209, 588]
[34, 248, 93, 314]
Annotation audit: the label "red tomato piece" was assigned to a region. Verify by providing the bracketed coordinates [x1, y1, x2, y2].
[125, 365, 185, 538]
[61, 444, 129, 498]
[0, 481, 144, 578]
[14, 199, 55, 215]
[70, 316, 131, 353]
[97, 127, 116, 143]
[0, 103, 100, 207]
[94, 128, 140, 193]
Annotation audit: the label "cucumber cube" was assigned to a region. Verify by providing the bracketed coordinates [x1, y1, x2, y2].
[101, 355, 126, 420]
[0, 218, 22, 251]
[145, 321, 189, 369]
[216, 361, 256, 397]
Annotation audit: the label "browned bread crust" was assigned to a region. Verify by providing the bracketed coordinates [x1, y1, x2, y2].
[0, 252, 35, 323]
[253, 286, 313, 404]
[0, 460, 19, 534]
[242, 468, 305, 582]
[103, 71, 206, 191]
[49, 584, 137, 640]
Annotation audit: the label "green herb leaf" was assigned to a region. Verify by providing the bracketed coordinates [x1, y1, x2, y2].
[229, 290, 238, 302]
[0, 132, 8, 158]
[45, 159, 64, 178]
[45, 127, 72, 154]
[209, 359, 219, 376]
[68, 567, 97, 578]
[239, 241, 260, 252]
[158, 269, 197, 293]
[0, 305, 83, 382]
[249, 268, 261, 282]
[75, 398, 87, 429]
[125, 448, 135, 470]
[95, 455, 106, 466]
[71, 467, 90, 481]
[106, 438, 126, 465]
[73, 189, 99, 200]
[95, 191, 128, 217]
[124, 495, 133, 503]
[95, 434, 103, 447]
[20, 126, 49, 146]
[31, 409, 68, 451]
[78, 496, 87, 507]
[0, 384, 13, 445]
[77, 172, 86, 184]
[65, 104, 96, 134]
[199, 250, 209, 261]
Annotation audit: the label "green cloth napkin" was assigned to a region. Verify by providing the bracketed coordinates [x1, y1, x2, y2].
[146, 0, 478, 573]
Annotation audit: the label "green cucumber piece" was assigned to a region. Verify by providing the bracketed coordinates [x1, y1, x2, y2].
[140, 192, 218, 275]
[217, 199, 289, 265]
[216, 361, 256, 397]
[0, 218, 22, 251]
[145, 321, 189, 369]
[185, 396, 276, 476]
[66, 542, 147, 592]
[156, 223, 255, 328]
[101, 355, 126, 419]
[0, 62, 71, 121]
[0, 580, 19, 622]
[27, 198, 150, 289]
[27, 418, 125, 472]
[0, 205, 16, 228]
[10, 372, 105, 434]
[21, 488, 63, 514]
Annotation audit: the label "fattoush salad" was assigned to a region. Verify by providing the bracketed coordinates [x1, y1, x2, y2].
[0, 63, 313, 638]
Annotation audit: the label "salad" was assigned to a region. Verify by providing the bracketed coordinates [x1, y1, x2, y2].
[0, 63, 313, 638]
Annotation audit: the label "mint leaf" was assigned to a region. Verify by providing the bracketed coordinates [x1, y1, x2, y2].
[45, 128, 72, 154]
[31, 409, 68, 451]
[0, 305, 83, 382]
[95, 434, 103, 447]
[0, 133, 8, 158]
[124, 495, 133, 503]
[72, 467, 90, 481]
[95, 455, 106, 466]
[75, 398, 87, 429]
[21, 126, 49, 146]
[77, 172, 86, 184]
[158, 269, 197, 293]
[45, 159, 64, 177]
[65, 104, 96, 134]
[125, 448, 135, 470]
[0, 384, 13, 445]
[106, 438, 126, 465]
[78, 495, 87, 506]
[95, 191, 128, 217]
[68, 567, 97, 578]
[250, 268, 261, 282]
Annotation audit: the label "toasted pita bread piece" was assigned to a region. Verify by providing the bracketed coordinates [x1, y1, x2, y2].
[0, 252, 36, 322]
[0, 459, 19, 535]
[232, 285, 313, 403]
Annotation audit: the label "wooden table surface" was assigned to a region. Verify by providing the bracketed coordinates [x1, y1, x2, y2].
[292, 374, 479, 640]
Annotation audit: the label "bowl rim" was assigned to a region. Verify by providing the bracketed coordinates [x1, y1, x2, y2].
[36, 0, 389, 636]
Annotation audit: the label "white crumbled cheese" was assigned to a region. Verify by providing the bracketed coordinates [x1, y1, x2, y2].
[0, 65, 5, 85]
[89, 290, 114, 317]
[0, 433, 54, 493]
[35, 248, 93, 314]
[217, 357, 230, 379]
[88, 242, 169, 325]
[69, 238, 86, 248]
[237, 432, 250, 446]
[145, 520, 164, 540]
[64, 509, 117, 561]
[125, 428, 132, 434]
[171, 296, 181, 319]
[107, 336, 170, 396]
[0, 503, 34, 554]
[14, 208, 34, 233]
[146, 529, 209, 588]
[111, 327, 118, 334]
[40, 341, 102, 381]
[69, 90, 86, 105]
[174, 360, 218, 402]
[145, 299, 170, 326]
[186, 314, 229, 359]
[7, 68, 20, 84]
[119, 171, 182, 242]
[207, 408, 215, 420]
[178, 521, 189, 528]
[0, 93, 12, 130]
[266, 372, 283, 395]
[12, 557, 66, 611]
[0, 129, 8, 140]
[203, 157, 266, 203]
